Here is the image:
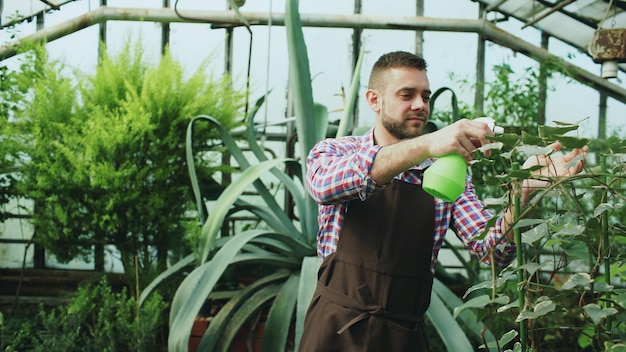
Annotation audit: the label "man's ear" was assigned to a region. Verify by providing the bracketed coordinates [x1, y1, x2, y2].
[365, 89, 380, 112]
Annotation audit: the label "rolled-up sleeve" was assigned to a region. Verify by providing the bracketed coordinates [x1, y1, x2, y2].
[306, 136, 385, 205]
[451, 176, 516, 268]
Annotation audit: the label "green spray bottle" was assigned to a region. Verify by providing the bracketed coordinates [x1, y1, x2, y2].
[422, 117, 503, 202]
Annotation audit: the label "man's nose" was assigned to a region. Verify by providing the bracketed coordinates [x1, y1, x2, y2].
[411, 97, 427, 110]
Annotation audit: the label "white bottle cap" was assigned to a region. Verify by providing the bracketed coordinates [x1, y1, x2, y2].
[474, 117, 504, 135]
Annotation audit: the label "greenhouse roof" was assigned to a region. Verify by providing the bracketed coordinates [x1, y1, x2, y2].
[476, 0, 626, 67]
[3, 1, 626, 70]
[3, 0, 626, 103]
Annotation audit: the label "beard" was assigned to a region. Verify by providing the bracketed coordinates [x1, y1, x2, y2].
[380, 101, 427, 140]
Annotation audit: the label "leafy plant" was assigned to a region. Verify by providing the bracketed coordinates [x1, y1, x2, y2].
[138, 1, 358, 351]
[453, 121, 626, 351]
[2, 40, 245, 287]
[1, 276, 166, 352]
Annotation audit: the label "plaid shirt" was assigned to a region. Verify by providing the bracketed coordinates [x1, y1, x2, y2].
[305, 128, 516, 273]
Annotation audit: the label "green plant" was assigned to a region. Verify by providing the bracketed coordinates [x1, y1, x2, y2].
[2, 39, 245, 287]
[1, 276, 167, 352]
[453, 124, 626, 351]
[138, 1, 359, 351]
[0, 57, 23, 224]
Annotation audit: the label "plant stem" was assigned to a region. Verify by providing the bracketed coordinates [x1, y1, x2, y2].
[512, 162, 528, 351]
[601, 154, 612, 331]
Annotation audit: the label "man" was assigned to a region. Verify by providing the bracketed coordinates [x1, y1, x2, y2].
[298, 51, 587, 351]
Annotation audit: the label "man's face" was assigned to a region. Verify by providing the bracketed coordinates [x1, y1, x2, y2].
[376, 67, 431, 141]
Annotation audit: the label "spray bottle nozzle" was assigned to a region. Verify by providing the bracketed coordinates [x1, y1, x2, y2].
[474, 117, 504, 135]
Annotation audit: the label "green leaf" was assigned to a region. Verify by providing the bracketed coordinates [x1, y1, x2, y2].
[198, 158, 290, 264]
[168, 230, 300, 351]
[336, 46, 365, 138]
[577, 324, 595, 349]
[188, 115, 301, 242]
[505, 341, 524, 352]
[514, 218, 547, 229]
[594, 203, 614, 217]
[521, 223, 550, 244]
[261, 273, 301, 352]
[521, 131, 543, 145]
[233, 200, 293, 236]
[492, 133, 521, 146]
[538, 125, 579, 138]
[583, 303, 618, 325]
[138, 254, 195, 306]
[295, 256, 321, 351]
[505, 169, 534, 179]
[432, 279, 497, 349]
[215, 285, 281, 352]
[497, 301, 520, 314]
[480, 329, 518, 350]
[427, 289, 474, 351]
[516, 145, 553, 156]
[285, 0, 317, 164]
[518, 260, 554, 276]
[453, 294, 509, 319]
[430, 87, 459, 121]
[614, 292, 626, 309]
[551, 224, 585, 237]
[557, 135, 589, 149]
[314, 102, 329, 141]
[285, 0, 329, 242]
[604, 341, 626, 352]
[545, 238, 589, 260]
[249, 236, 313, 258]
[198, 270, 291, 352]
[559, 272, 592, 290]
[515, 300, 556, 322]
[463, 279, 506, 299]
[242, 102, 312, 239]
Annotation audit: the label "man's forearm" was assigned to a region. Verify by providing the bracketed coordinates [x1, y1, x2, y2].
[370, 137, 431, 184]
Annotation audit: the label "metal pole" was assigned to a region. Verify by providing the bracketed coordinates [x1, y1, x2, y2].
[475, 3, 485, 115]
[351, 0, 362, 129]
[538, 31, 549, 126]
[598, 93, 607, 139]
[161, 0, 170, 55]
[98, 0, 107, 64]
[415, 0, 424, 56]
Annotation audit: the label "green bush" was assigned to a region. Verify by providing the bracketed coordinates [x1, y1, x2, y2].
[1, 276, 167, 352]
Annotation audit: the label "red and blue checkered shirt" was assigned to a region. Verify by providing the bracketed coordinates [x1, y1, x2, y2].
[305, 128, 516, 273]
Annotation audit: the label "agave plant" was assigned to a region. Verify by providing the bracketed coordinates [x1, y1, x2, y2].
[138, 1, 354, 350]
[139, 0, 497, 351]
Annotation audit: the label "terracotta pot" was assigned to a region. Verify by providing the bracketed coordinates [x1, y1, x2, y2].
[188, 316, 265, 352]
[189, 317, 211, 352]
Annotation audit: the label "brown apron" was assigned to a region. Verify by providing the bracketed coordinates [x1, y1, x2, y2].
[299, 181, 435, 352]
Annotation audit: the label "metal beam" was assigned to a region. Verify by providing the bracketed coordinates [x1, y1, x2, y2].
[2, 6, 626, 104]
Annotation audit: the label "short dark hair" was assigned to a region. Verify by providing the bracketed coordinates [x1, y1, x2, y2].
[368, 51, 428, 90]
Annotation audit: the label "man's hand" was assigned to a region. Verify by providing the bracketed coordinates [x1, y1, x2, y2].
[500, 141, 587, 240]
[522, 141, 588, 193]
[423, 119, 494, 162]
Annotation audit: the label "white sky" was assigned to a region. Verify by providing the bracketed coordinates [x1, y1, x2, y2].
[1, 0, 624, 139]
